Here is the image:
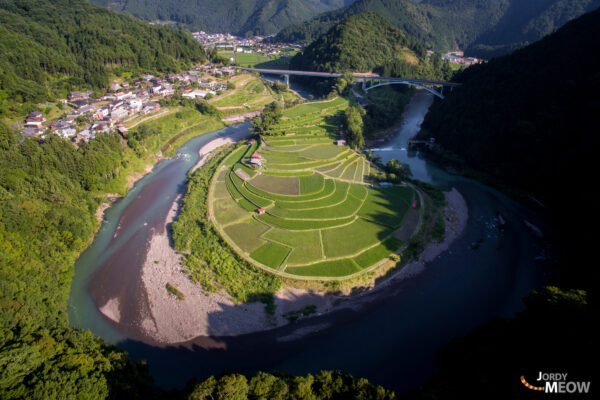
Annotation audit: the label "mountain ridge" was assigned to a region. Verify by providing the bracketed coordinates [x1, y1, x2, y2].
[276, 0, 600, 57]
[90, 0, 356, 36]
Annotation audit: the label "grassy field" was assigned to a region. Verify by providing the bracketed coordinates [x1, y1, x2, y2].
[209, 97, 419, 279]
[235, 52, 271, 67]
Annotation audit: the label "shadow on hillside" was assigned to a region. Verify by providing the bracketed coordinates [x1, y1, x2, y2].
[320, 113, 345, 140]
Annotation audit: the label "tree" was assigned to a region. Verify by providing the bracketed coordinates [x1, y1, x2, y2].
[249, 372, 288, 400]
[334, 72, 354, 96]
[385, 159, 412, 182]
[252, 102, 282, 135]
[215, 374, 248, 400]
[344, 105, 365, 149]
[188, 376, 217, 400]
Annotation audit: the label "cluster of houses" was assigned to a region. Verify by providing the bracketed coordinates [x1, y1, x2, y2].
[192, 31, 262, 50]
[441, 51, 482, 66]
[20, 64, 238, 143]
[192, 31, 300, 61]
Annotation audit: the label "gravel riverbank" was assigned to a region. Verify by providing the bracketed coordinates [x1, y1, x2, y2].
[135, 175, 468, 344]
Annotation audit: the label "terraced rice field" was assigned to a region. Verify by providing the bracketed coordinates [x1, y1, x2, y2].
[209, 99, 419, 278]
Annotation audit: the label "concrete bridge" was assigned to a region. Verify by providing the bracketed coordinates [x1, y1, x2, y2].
[240, 67, 461, 99]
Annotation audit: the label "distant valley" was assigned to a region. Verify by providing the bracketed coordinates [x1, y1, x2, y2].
[90, 0, 356, 36]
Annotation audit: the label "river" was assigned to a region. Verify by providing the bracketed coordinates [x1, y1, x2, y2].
[68, 91, 551, 394]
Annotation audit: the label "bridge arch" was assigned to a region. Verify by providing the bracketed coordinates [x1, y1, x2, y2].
[364, 80, 445, 99]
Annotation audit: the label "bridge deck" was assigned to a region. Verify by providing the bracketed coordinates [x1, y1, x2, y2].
[240, 67, 461, 87]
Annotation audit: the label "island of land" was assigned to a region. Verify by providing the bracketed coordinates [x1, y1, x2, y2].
[129, 92, 467, 344]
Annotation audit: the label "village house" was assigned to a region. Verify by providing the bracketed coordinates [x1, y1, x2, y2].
[100, 94, 116, 101]
[221, 67, 235, 76]
[93, 107, 110, 120]
[72, 104, 94, 117]
[109, 83, 122, 92]
[151, 84, 162, 95]
[128, 98, 143, 111]
[21, 127, 43, 138]
[69, 99, 90, 108]
[91, 120, 112, 134]
[115, 91, 132, 101]
[68, 91, 86, 101]
[133, 89, 150, 101]
[200, 80, 218, 89]
[25, 111, 45, 129]
[182, 90, 212, 99]
[110, 107, 129, 121]
[49, 119, 72, 132]
[116, 125, 128, 137]
[57, 127, 76, 138]
[110, 100, 124, 110]
[140, 103, 160, 115]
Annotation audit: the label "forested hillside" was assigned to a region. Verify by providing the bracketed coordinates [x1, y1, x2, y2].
[0, 123, 155, 398]
[290, 12, 451, 78]
[0, 0, 205, 112]
[276, 0, 600, 57]
[91, 0, 355, 36]
[419, 7, 600, 288]
[289, 12, 452, 135]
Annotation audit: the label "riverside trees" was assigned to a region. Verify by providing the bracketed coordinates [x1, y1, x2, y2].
[344, 105, 365, 150]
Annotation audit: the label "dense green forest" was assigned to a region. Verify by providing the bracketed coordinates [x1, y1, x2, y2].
[419, 7, 600, 286]
[90, 0, 355, 36]
[410, 11, 600, 397]
[290, 12, 452, 80]
[289, 12, 451, 131]
[0, 123, 155, 398]
[276, 0, 600, 57]
[0, 0, 205, 114]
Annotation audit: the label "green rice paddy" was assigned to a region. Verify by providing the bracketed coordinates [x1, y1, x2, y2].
[209, 98, 419, 278]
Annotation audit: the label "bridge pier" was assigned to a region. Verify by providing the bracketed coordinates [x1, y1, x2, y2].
[362, 78, 366, 91]
[283, 74, 290, 88]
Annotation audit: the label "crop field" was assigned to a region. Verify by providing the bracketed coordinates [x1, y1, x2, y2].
[209, 98, 420, 278]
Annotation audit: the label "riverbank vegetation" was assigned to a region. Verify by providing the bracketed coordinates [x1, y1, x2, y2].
[183, 370, 396, 399]
[0, 81, 252, 397]
[171, 146, 282, 309]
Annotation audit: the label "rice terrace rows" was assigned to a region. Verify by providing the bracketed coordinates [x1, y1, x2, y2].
[209, 98, 422, 279]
